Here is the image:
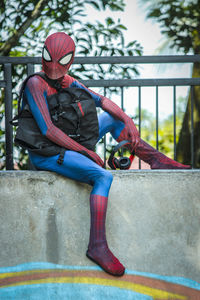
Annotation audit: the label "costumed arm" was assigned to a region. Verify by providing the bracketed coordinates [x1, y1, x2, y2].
[101, 96, 140, 144]
[24, 76, 104, 167]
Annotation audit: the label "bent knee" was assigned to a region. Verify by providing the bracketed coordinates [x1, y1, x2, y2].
[91, 169, 113, 196]
[98, 170, 113, 186]
[104, 170, 113, 184]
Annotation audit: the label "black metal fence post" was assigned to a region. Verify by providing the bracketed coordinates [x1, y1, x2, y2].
[27, 63, 35, 76]
[173, 86, 177, 160]
[4, 63, 14, 170]
[138, 86, 141, 169]
[190, 86, 194, 168]
[103, 87, 107, 167]
[156, 86, 159, 150]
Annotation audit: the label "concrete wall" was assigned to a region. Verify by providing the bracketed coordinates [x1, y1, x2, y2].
[0, 170, 200, 282]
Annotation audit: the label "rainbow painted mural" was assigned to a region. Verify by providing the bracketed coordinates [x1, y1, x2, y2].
[0, 262, 200, 299]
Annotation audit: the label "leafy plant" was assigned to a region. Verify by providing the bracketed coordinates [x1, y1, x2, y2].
[138, 0, 200, 167]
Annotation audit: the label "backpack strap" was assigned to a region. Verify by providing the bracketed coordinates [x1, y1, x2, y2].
[10, 73, 38, 126]
[10, 72, 62, 126]
[18, 72, 62, 113]
[38, 73, 62, 91]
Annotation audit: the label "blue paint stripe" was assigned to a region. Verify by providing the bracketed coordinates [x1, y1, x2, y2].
[0, 284, 153, 300]
[0, 262, 101, 273]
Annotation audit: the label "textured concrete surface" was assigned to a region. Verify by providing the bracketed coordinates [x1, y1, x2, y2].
[0, 170, 200, 282]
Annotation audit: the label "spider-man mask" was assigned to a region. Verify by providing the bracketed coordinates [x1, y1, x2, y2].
[42, 32, 75, 80]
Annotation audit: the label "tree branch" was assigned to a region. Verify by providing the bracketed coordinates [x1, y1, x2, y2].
[0, 0, 48, 55]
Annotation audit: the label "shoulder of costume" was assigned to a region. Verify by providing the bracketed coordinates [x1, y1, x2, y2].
[62, 73, 76, 87]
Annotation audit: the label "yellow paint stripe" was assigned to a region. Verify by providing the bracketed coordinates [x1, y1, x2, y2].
[0, 269, 66, 279]
[0, 276, 186, 299]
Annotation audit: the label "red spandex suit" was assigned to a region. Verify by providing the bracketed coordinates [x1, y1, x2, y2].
[23, 32, 190, 276]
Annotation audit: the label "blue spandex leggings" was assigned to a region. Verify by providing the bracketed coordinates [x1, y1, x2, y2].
[29, 112, 125, 197]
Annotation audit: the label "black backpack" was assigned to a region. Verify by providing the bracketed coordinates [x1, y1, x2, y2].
[11, 72, 99, 164]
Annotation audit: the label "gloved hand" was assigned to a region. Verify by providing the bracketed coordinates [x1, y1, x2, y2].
[101, 96, 140, 152]
[123, 116, 140, 151]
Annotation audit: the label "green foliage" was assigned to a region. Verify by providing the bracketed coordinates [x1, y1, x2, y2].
[71, 18, 142, 82]
[139, 0, 200, 166]
[0, 0, 143, 169]
[137, 96, 187, 158]
[104, 96, 187, 163]
[0, 0, 139, 57]
[140, 0, 200, 54]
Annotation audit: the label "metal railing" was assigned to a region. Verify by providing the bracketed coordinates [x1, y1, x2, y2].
[1, 55, 200, 170]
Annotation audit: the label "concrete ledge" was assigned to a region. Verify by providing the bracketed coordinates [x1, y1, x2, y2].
[0, 170, 200, 282]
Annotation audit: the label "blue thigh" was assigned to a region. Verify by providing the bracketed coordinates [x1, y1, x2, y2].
[29, 112, 123, 197]
[98, 112, 125, 141]
[29, 151, 113, 197]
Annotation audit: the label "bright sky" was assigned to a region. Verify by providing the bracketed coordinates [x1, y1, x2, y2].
[85, 0, 192, 119]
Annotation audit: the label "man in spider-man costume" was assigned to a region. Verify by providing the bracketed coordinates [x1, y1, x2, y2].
[25, 32, 190, 276]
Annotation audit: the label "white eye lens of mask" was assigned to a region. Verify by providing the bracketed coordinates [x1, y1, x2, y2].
[43, 47, 51, 61]
[59, 53, 72, 65]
